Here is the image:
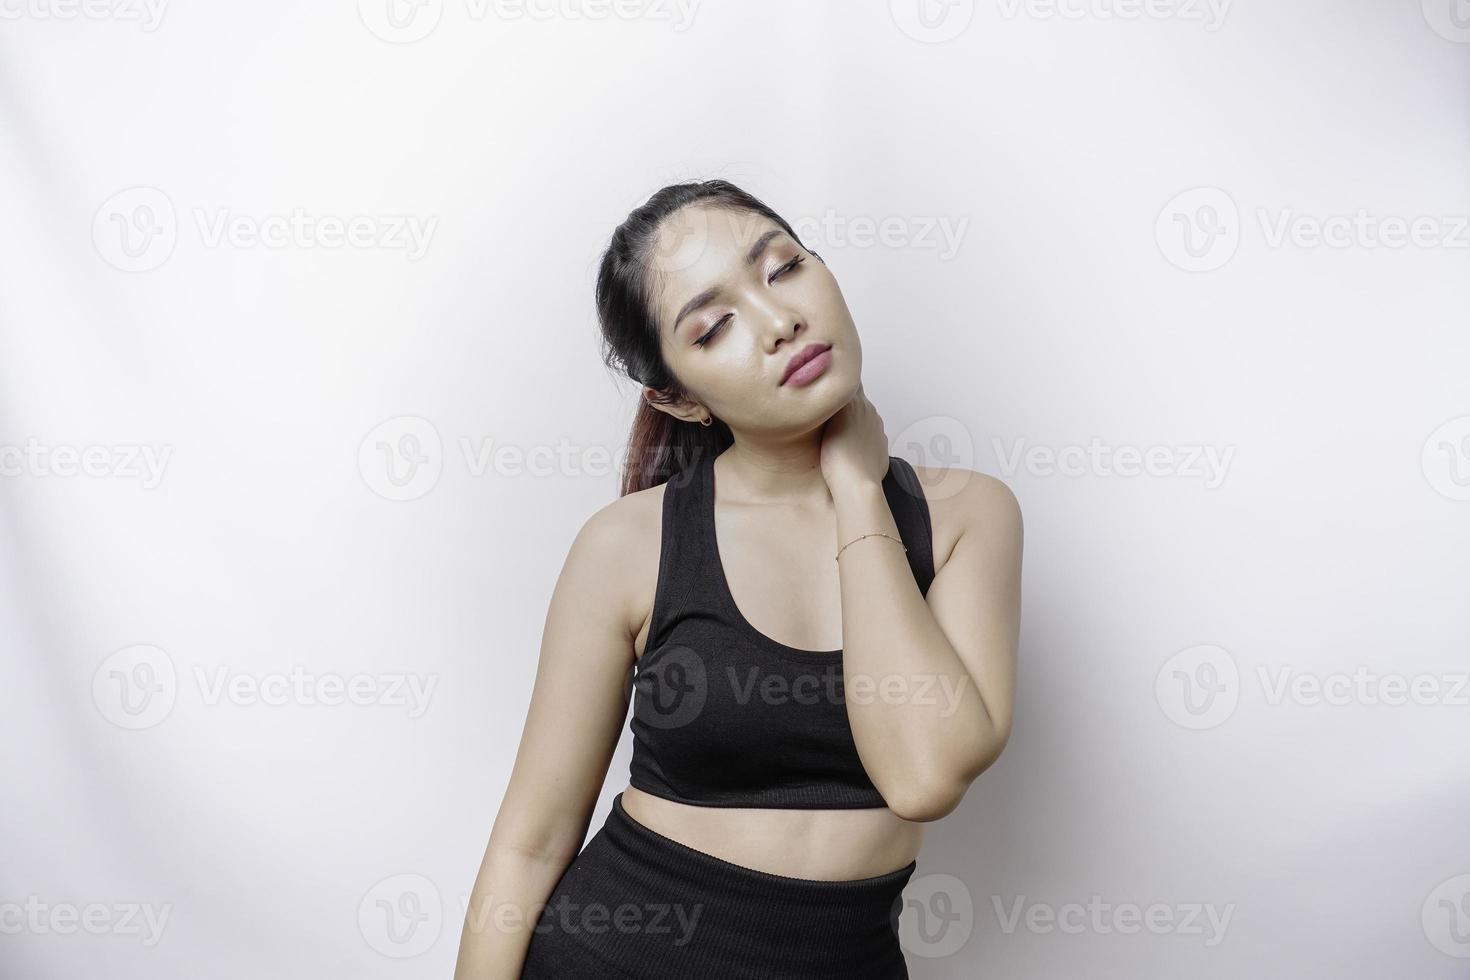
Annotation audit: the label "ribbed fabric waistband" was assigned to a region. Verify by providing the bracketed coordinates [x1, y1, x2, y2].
[539, 791, 917, 979]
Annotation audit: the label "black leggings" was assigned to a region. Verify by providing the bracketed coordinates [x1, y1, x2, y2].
[520, 792, 917, 979]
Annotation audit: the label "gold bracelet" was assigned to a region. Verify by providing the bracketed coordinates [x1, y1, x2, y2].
[835, 532, 907, 561]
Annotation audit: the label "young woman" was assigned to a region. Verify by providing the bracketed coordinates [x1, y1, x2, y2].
[454, 180, 1022, 979]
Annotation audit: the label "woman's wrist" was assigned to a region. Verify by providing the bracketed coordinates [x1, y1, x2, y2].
[829, 474, 885, 510]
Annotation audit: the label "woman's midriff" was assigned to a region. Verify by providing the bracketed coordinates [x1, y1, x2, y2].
[619, 784, 924, 881]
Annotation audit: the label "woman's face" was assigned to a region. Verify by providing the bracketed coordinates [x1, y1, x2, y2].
[643, 204, 862, 434]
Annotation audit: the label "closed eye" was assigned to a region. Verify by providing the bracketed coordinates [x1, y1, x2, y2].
[692, 254, 807, 348]
[773, 254, 805, 281]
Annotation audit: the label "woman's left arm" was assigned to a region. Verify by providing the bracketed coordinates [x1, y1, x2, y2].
[833, 467, 1023, 823]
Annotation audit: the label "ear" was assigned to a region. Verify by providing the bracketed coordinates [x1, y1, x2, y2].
[642, 386, 707, 425]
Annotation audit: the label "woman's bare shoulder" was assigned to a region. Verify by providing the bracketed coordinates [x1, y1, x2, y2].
[567, 480, 668, 643]
[907, 464, 1020, 573]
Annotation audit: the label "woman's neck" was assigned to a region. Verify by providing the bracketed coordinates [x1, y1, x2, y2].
[714, 437, 831, 507]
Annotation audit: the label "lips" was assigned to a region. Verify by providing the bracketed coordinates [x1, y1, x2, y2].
[780, 342, 833, 385]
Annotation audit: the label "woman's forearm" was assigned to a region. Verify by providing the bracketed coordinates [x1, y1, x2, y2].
[453, 840, 572, 980]
[832, 479, 1004, 819]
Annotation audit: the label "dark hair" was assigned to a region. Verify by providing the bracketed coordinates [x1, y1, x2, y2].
[596, 179, 821, 496]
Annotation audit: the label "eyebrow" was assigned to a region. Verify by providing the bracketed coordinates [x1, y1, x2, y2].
[669, 228, 788, 336]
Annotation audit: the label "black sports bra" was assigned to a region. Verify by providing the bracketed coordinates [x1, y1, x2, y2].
[628, 451, 936, 809]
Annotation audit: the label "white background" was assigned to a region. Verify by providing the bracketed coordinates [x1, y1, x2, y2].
[2, 1, 1468, 977]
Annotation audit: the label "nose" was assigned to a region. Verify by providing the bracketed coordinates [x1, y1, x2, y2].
[760, 308, 804, 353]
